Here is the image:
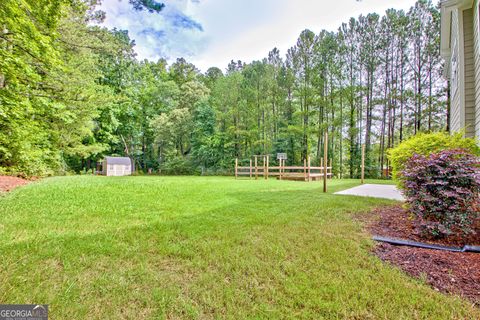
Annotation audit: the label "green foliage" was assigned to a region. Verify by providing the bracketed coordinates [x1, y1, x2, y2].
[129, 0, 165, 13]
[402, 149, 480, 237]
[0, 0, 449, 177]
[161, 156, 196, 175]
[0, 0, 64, 175]
[191, 99, 222, 169]
[0, 0, 130, 176]
[388, 132, 480, 184]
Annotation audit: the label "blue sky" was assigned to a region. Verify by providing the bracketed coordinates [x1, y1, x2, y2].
[99, 0, 419, 71]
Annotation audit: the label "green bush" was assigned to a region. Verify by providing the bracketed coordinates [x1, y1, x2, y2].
[388, 132, 479, 185]
[402, 149, 480, 237]
[161, 157, 197, 175]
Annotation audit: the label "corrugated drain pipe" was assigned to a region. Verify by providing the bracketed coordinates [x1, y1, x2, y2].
[372, 235, 480, 253]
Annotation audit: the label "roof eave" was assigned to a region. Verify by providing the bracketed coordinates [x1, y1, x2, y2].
[440, 0, 474, 59]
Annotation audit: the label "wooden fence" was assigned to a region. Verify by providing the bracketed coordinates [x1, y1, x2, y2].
[235, 156, 332, 182]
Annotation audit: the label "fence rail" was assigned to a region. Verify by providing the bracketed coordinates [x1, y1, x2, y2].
[235, 157, 332, 182]
[235, 132, 331, 192]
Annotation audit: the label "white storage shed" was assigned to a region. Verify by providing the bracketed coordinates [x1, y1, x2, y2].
[102, 157, 133, 176]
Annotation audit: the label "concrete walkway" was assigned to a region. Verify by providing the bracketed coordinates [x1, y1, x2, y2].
[334, 184, 404, 201]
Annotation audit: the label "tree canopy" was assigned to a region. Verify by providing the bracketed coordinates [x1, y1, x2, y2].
[0, 0, 447, 177]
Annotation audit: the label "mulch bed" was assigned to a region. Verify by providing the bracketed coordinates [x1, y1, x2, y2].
[366, 205, 480, 305]
[0, 175, 31, 192]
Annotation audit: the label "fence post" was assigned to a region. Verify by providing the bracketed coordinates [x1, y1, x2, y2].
[250, 159, 253, 179]
[263, 156, 266, 180]
[280, 159, 283, 180]
[323, 131, 328, 193]
[255, 156, 258, 180]
[361, 144, 365, 184]
[303, 158, 307, 181]
[329, 159, 332, 180]
[321, 158, 323, 177]
[266, 155, 269, 180]
[235, 158, 238, 179]
[307, 156, 311, 182]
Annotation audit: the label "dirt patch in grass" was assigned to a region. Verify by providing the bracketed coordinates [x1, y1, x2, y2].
[366, 205, 480, 305]
[0, 176, 31, 192]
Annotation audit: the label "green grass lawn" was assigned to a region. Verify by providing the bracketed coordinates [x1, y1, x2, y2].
[0, 176, 477, 319]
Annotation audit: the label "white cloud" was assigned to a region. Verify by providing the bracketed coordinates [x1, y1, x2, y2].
[99, 0, 419, 71]
[99, 0, 207, 61]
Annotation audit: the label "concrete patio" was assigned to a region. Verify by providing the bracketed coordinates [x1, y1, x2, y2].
[334, 184, 404, 201]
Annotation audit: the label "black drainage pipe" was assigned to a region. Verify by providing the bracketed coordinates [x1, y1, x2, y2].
[372, 235, 480, 253]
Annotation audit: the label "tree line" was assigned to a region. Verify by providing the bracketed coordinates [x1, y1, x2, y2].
[0, 0, 446, 177]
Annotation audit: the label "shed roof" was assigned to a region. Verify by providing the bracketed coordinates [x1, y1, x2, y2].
[104, 157, 132, 165]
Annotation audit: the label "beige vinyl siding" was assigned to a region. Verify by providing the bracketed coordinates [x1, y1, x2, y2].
[451, 9, 462, 132]
[474, 0, 480, 138]
[464, 8, 476, 137]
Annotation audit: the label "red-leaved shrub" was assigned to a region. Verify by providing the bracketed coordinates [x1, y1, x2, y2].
[402, 149, 480, 237]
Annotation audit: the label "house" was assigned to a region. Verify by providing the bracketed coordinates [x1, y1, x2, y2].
[101, 157, 133, 176]
[441, 0, 480, 138]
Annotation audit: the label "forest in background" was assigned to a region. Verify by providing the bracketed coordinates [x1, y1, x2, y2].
[0, 0, 446, 177]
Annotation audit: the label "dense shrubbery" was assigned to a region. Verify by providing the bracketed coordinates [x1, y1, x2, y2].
[402, 149, 480, 237]
[160, 157, 197, 175]
[388, 132, 479, 182]
[158, 157, 232, 175]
